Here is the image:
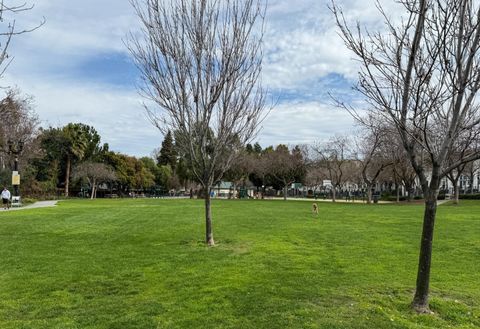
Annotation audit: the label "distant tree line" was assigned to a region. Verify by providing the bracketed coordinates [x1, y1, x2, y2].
[0, 99, 162, 198]
[1, 91, 479, 205]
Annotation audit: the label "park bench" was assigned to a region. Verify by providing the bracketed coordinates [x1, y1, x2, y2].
[11, 196, 21, 208]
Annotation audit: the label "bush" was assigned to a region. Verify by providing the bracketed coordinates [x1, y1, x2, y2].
[459, 194, 480, 200]
[20, 197, 37, 206]
[380, 196, 407, 202]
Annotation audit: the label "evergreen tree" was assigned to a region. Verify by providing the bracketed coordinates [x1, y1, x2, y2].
[157, 131, 177, 170]
[253, 142, 262, 154]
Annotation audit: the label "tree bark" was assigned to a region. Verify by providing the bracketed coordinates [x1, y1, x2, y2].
[470, 172, 475, 194]
[65, 155, 71, 197]
[332, 187, 336, 202]
[396, 185, 400, 203]
[412, 194, 438, 313]
[205, 188, 215, 246]
[91, 179, 96, 200]
[366, 187, 373, 204]
[283, 185, 288, 201]
[406, 184, 413, 202]
[453, 182, 460, 205]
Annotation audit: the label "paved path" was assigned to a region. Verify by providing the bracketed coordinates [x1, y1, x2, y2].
[437, 200, 451, 206]
[0, 200, 58, 212]
[264, 197, 457, 205]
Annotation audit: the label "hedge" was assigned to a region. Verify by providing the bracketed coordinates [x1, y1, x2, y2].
[459, 194, 480, 200]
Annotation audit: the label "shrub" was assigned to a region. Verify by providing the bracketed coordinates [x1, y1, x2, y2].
[459, 194, 480, 200]
[21, 198, 37, 205]
[380, 196, 407, 202]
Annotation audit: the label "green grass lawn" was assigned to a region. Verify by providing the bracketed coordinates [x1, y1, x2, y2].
[0, 199, 479, 329]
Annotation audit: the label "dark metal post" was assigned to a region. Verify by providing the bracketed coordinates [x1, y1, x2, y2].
[13, 156, 19, 197]
[8, 140, 23, 198]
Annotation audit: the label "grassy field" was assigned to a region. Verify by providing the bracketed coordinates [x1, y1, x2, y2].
[0, 199, 479, 329]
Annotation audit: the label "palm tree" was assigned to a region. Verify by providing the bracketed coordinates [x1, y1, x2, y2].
[62, 123, 89, 197]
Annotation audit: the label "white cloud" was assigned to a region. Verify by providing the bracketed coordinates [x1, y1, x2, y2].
[263, 0, 402, 89]
[2, 0, 402, 156]
[258, 100, 355, 147]
[5, 0, 136, 73]
[4, 73, 161, 156]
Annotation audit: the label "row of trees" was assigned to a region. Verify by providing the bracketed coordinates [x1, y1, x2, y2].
[0, 95, 169, 199]
[226, 129, 479, 206]
[6, 91, 475, 207]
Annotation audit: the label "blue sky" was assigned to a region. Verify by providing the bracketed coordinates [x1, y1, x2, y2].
[2, 0, 393, 156]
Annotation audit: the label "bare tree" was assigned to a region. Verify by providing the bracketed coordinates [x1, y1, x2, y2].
[305, 163, 327, 197]
[356, 121, 392, 204]
[224, 149, 256, 198]
[0, 1, 43, 170]
[313, 135, 353, 202]
[128, 0, 267, 246]
[0, 89, 39, 170]
[465, 159, 480, 194]
[73, 162, 117, 199]
[332, 0, 480, 312]
[445, 129, 480, 204]
[265, 145, 306, 200]
[445, 164, 466, 204]
[0, 89, 38, 144]
[390, 145, 418, 202]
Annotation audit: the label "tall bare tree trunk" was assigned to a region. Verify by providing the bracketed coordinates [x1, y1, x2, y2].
[406, 184, 413, 202]
[396, 185, 401, 203]
[366, 187, 373, 204]
[453, 182, 460, 205]
[91, 179, 96, 200]
[332, 187, 336, 202]
[283, 185, 288, 201]
[470, 172, 475, 194]
[65, 155, 71, 197]
[205, 188, 214, 246]
[412, 193, 438, 313]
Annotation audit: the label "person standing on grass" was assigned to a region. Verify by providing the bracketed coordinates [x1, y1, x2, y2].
[2, 187, 11, 210]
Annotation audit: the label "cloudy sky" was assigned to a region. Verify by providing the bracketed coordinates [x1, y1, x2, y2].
[3, 0, 393, 156]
